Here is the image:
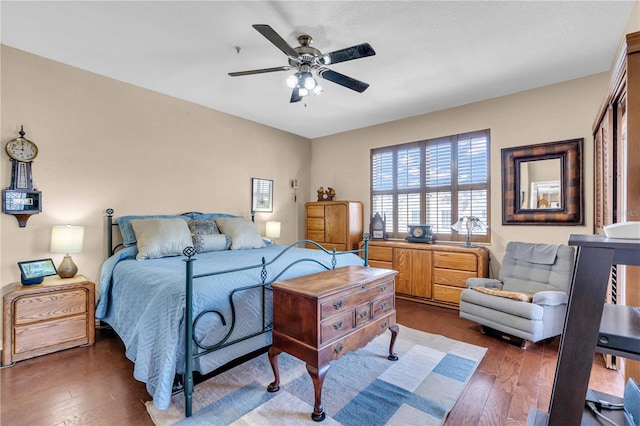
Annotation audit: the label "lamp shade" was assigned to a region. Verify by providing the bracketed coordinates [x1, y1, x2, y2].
[50, 225, 84, 254]
[265, 221, 281, 239]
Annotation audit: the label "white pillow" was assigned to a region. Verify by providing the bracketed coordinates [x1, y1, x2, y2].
[214, 217, 266, 250]
[131, 218, 193, 260]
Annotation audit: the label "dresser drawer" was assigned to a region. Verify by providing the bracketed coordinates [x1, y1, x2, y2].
[369, 260, 393, 269]
[372, 294, 394, 319]
[320, 310, 354, 343]
[14, 315, 88, 354]
[433, 268, 477, 288]
[307, 231, 325, 242]
[355, 303, 372, 326]
[320, 279, 394, 320]
[307, 218, 325, 230]
[433, 252, 478, 272]
[15, 289, 87, 325]
[369, 246, 393, 262]
[307, 205, 325, 218]
[433, 284, 463, 304]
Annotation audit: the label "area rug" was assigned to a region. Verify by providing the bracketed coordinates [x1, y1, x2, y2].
[146, 325, 486, 426]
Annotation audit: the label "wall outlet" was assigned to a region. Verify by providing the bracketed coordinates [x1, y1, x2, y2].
[291, 179, 299, 189]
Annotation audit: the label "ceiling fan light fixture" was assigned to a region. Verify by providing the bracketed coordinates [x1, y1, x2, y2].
[298, 87, 309, 97]
[303, 76, 317, 90]
[313, 84, 323, 95]
[286, 74, 298, 88]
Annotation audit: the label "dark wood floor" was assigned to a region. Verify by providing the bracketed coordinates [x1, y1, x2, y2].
[1, 299, 624, 425]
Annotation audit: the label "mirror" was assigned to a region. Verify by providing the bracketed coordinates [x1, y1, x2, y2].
[251, 178, 273, 213]
[519, 158, 562, 209]
[502, 138, 583, 225]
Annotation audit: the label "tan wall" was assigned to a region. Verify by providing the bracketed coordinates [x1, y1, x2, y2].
[0, 45, 311, 293]
[310, 72, 610, 269]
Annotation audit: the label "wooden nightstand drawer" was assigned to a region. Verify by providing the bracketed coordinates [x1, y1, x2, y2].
[320, 279, 394, 320]
[15, 289, 87, 325]
[15, 315, 88, 354]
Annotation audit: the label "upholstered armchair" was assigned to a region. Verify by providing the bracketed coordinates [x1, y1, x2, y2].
[459, 241, 575, 347]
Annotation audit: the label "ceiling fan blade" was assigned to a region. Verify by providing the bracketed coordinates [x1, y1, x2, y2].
[321, 43, 375, 65]
[253, 24, 299, 59]
[290, 87, 302, 103]
[228, 66, 291, 77]
[318, 68, 370, 93]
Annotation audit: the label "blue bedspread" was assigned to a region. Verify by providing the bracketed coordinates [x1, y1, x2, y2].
[95, 244, 364, 409]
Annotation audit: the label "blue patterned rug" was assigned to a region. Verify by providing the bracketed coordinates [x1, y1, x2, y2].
[146, 325, 486, 426]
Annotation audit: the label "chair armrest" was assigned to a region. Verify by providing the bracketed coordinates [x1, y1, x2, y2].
[466, 278, 503, 289]
[532, 291, 568, 306]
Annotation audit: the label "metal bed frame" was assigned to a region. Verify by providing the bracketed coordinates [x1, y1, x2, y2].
[105, 208, 370, 417]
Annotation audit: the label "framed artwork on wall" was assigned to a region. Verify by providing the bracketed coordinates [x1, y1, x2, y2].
[251, 178, 273, 212]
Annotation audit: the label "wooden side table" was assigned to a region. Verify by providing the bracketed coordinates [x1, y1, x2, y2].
[268, 265, 399, 421]
[2, 275, 95, 366]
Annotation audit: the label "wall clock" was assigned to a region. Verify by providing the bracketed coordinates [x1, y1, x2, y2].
[2, 126, 42, 227]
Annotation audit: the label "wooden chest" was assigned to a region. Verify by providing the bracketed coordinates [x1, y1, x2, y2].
[271, 265, 397, 367]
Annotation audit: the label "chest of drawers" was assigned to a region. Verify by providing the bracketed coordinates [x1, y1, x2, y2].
[268, 265, 399, 421]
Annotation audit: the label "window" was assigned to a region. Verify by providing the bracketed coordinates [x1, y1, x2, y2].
[371, 130, 490, 243]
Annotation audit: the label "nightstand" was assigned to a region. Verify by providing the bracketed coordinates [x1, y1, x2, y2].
[2, 275, 95, 366]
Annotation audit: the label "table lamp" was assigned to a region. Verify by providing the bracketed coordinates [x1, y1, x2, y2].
[265, 221, 281, 244]
[50, 224, 84, 278]
[451, 216, 487, 248]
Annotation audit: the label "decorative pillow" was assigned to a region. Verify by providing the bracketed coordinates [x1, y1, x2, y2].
[187, 219, 231, 253]
[117, 215, 188, 247]
[473, 287, 533, 302]
[130, 218, 193, 260]
[214, 217, 266, 250]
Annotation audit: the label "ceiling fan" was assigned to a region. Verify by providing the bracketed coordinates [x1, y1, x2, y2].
[228, 24, 376, 103]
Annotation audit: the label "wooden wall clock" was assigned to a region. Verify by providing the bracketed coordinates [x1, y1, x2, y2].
[2, 126, 42, 227]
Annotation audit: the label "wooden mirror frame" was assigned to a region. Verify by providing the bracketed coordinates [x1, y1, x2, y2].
[502, 138, 583, 225]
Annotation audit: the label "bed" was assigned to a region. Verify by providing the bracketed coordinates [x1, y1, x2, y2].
[95, 209, 369, 416]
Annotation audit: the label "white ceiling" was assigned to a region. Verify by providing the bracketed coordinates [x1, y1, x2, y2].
[1, 1, 635, 139]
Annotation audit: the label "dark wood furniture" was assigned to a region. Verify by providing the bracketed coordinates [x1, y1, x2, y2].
[593, 31, 640, 382]
[268, 265, 399, 421]
[305, 201, 363, 251]
[361, 240, 488, 309]
[2, 275, 95, 366]
[526, 235, 640, 425]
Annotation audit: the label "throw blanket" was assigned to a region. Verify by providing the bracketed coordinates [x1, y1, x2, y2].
[509, 242, 559, 265]
[473, 286, 533, 302]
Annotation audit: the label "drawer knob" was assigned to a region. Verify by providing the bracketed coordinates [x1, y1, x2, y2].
[380, 302, 388, 310]
[359, 311, 368, 319]
[333, 321, 343, 330]
[380, 322, 388, 329]
[333, 300, 343, 310]
[380, 285, 387, 292]
[334, 343, 344, 355]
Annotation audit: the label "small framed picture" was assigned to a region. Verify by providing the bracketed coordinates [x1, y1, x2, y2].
[251, 178, 273, 213]
[18, 258, 57, 285]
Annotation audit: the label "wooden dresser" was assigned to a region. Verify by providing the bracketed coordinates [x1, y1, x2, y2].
[2, 275, 95, 366]
[268, 266, 398, 421]
[361, 240, 489, 309]
[305, 201, 363, 251]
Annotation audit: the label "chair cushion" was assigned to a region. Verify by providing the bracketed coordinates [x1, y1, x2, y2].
[460, 288, 544, 320]
[473, 287, 533, 302]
